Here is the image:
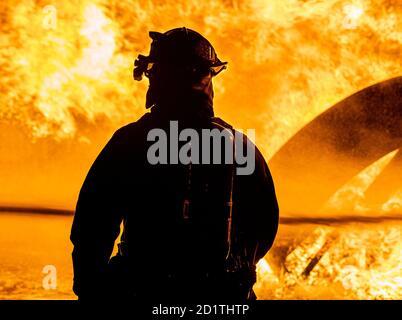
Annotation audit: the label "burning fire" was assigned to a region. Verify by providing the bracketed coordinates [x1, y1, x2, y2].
[2, 0, 401, 150]
[0, 0, 401, 299]
[255, 223, 402, 299]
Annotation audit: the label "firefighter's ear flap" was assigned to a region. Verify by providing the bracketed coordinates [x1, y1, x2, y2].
[149, 31, 164, 40]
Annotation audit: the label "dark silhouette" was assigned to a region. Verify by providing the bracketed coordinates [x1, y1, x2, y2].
[70, 27, 279, 301]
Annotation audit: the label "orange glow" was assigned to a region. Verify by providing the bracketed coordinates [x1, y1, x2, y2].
[255, 223, 402, 299]
[0, 0, 401, 299]
[323, 150, 399, 214]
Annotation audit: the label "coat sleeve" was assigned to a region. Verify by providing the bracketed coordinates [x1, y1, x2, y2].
[234, 138, 279, 264]
[70, 129, 126, 298]
[252, 146, 279, 261]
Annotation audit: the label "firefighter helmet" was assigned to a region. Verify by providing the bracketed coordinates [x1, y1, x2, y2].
[134, 27, 227, 81]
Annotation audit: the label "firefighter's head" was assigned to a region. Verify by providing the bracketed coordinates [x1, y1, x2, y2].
[134, 27, 227, 112]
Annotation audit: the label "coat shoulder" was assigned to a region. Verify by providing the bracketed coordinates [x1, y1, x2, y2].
[211, 116, 233, 130]
[115, 112, 152, 135]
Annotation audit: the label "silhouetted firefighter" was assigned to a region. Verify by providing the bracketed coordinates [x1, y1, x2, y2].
[70, 27, 279, 301]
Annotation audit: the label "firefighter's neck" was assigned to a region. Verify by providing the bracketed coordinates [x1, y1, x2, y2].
[151, 97, 214, 122]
